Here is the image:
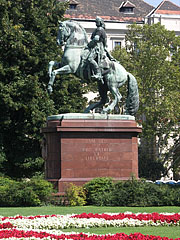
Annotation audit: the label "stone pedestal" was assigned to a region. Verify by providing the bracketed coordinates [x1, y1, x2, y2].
[41, 113, 142, 194]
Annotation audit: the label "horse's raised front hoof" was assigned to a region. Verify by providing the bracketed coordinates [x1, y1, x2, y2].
[47, 85, 53, 94]
[48, 72, 52, 78]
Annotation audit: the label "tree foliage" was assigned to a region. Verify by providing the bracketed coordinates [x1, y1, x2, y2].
[112, 23, 180, 180]
[50, 74, 88, 114]
[0, 0, 87, 178]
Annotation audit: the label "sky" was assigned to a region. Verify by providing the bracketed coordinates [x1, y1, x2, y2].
[145, 0, 180, 7]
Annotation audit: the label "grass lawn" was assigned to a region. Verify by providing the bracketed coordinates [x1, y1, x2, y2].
[0, 206, 180, 239]
[0, 205, 179, 216]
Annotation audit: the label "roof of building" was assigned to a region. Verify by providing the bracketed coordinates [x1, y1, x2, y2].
[119, 1, 136, 8]
[58, 0, 154, 22]
[151, 0, 180, 15]
[68, 0, 79, 4]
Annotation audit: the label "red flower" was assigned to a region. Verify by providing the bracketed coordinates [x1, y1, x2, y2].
[72, 213, 180, 223]
[0, 229, 179, 240]
[0, 223, 14, 229]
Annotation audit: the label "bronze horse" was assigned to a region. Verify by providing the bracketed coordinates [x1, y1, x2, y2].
[48, 20, 139, 115]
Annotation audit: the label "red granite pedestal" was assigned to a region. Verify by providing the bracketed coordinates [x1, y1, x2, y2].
[41, 115, 142, 194]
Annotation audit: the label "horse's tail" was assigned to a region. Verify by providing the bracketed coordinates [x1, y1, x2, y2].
[125, 72, 139, 116]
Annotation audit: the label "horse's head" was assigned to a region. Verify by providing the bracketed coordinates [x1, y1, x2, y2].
[57, 20, 88, 47]
[57, 22, 70, 46]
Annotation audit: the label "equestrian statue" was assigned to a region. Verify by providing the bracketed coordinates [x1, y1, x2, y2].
[48, 17, 139, 115]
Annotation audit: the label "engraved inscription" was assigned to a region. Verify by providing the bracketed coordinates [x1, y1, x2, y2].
[82, 146, 110, 161]
[81, 142, 111, 161]
[86, 152, 108, 161]
[87, 139, 107, 143]
[85, 155, 108, 161]
[94, 148, 110, 152]
[82, 147, 111, 152]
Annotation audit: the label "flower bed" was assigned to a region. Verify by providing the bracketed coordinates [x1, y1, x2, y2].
[73, 213, 180, 223]
[0, 212, 180, 239]
[0, 230, 179, 240]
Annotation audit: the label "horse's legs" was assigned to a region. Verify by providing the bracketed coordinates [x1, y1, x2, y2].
[48, 61, 59, 93]
[102, 86, 122, 113]
[114, 103, 120, 114]
[48, 61, 59, 78]
[84, 82, 108, 113]
[48, 64, 72, 93]
[84, 102, 102, 113]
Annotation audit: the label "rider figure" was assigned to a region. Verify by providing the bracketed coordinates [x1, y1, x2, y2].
[87, 17, 116, 84]
[87, 17, 105, 83]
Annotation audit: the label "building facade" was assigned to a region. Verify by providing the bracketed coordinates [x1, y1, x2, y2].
[59, 0, 180, 51]
[145, 0, 180, 35]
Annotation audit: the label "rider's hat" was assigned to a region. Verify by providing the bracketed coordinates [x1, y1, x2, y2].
[96, 16, 104, 23]
[95, 16, 105, 28]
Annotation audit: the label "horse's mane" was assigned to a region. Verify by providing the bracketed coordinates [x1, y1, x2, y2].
[65, 20, 88, 44]
[75, 21, 88, 43]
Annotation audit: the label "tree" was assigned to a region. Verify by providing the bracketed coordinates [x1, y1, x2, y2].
[0, 0, 87, 178]
[50, 74, 88, 114]
[112, 23, 180, 180]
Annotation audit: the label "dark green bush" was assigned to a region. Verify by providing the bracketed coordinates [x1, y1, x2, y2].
[140, 182, 163, 206]
[111, 178, 148, 206]
[8, 183, 41, 207]
[173, 186, 180, 206]
[0, 177, 20, 206]
[112, 178, 180, 207]
[27, 176, 54, 204]
[0, 176, 53, 207]
[84, 177, 180, 207]
[84, 177, 114, 206]
[0, 177, 40, 206]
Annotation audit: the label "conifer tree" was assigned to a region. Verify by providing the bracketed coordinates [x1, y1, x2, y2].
[0, 0, 87, 178]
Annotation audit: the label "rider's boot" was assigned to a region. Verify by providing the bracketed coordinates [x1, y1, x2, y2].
[92, 68, 104, 84]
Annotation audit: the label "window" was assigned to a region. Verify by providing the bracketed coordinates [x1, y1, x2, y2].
[119, 1, 135, 14]
[68, 1, 79, 10]
[69, 4, 77, 9]
[120, 7, 134, 13]
[115, 41, 121, 48]
[111, 38, 123, 50]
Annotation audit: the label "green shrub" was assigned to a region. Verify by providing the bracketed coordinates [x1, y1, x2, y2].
[173, 186, 180, 206]
[122, 177, 145, 206]
[0, 177, 18, 206]
[0, 177, 40, 206]
[65, 183, 86, 206]
[0, 185, 10, 206]
[27, 176, 54, 204]
[141, 182, 163, 206]
[112, 178, 180, 207]
[0, 176, 53, 207]
[0, 176, 14, 186]
[83, 177, 180, 207]
[111, 177, 147, 206]
[9, 183, 41, 207]
[84, 177, 114, 206]
[159, 185, 179, 206]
